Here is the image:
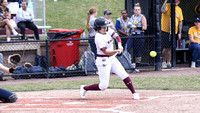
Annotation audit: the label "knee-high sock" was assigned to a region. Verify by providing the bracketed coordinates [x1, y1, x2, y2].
[123, 77, 136, 94]
[84, 84, 100, 91]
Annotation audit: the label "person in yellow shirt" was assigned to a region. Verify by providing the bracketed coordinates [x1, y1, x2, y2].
[161, 0, 183, 68]
[188, 16, 200, 68]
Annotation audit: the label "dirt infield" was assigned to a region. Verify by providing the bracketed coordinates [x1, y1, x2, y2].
[1, 89, 200, 113]
[1, 66, 200, 113]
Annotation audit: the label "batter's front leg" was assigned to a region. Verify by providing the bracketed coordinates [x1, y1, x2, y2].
[80, 57, 112, 99]
[111, 58, 140, 100]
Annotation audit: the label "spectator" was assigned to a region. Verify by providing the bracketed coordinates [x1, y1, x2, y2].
[0, 0, 21, 41]
[16, 0, 39, 40]
[86, 7, 98, 58]
[126, 3, 147, 72]
[115, 9, 130, 47]
[161, 0, 183, 68]
[104, 10, 116, 31]
[188, 16, 200, 68]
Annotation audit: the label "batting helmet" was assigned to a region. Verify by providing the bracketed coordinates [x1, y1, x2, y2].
[94, 17, 110, 30]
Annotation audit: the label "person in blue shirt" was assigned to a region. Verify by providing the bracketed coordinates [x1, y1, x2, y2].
[115, 9, 130, 47]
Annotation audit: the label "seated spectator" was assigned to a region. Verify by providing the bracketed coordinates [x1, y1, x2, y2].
[115, 9, 130, 47]
[16, 0, 39, 40]
[188, 16, 200, 68]
[0, 0, 21, 41]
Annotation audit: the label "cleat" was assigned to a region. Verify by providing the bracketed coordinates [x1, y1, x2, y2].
[80, 85, 87, 99]
[134, 69, 140, 73]
[162, 62, 167, 69]
[167, 62, 172, 68]
[133, 93, 140, 100]
[191, 61, 196, 68]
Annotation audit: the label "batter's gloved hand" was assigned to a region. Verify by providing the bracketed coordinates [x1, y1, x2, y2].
[8, 54, 21, 67]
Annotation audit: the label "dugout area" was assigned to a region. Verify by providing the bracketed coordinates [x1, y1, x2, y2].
[125, 0, 200, 69]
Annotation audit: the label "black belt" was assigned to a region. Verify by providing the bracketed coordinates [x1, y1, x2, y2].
[97, 54, 111, 57]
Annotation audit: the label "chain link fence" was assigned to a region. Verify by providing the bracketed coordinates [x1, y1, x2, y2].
[120, 36, 155, 69]
[0, 34, 155, 80]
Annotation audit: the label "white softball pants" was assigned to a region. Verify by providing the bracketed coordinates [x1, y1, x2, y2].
[96, 56, 129, 90]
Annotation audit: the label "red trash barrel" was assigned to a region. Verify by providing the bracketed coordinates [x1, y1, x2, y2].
[48, 29, 84, 68]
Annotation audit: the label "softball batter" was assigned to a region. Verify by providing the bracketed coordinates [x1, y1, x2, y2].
[80, 17, 140, 100]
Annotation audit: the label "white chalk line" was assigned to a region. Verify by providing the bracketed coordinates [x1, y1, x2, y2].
[1, 104, 135, 113]
[0, 105, 8, 109]
[17, 96, 69, 99]
[140, 93, 200, 101]
[2, 97, 135, 113]
[84, 104, 135, 113]
[4, 102, 86, 106]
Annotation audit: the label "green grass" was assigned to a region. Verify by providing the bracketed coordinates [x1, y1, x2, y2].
[45, 0, 124, 35]
[1, 75, 200, 92]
